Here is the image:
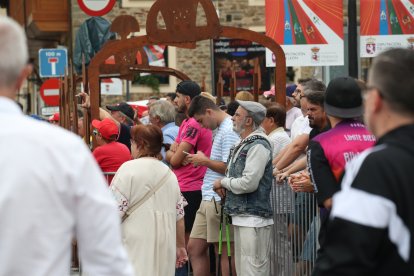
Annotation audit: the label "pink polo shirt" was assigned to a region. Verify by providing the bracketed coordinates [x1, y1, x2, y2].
[173, 118, 212, 192]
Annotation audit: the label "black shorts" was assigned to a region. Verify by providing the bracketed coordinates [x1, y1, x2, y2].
[182, 190, 202, 233]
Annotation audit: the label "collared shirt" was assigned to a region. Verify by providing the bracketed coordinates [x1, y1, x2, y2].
[0, 97, 133, 276]
[290, 115, 312, 140]
[286, 107, 302, 136]
[267, 126, 291, 158]
[202, 116, 239, 201]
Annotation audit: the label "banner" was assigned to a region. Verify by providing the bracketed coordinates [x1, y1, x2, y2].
[360, 0, 414, 57]
[265, 0, 344, 66]
[212, 38, 271, 95]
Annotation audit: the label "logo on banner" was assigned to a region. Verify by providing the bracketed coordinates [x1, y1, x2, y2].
[311, 47, 320, 63]
[407, 37, 414, 50]
[366, 38, 376, 55]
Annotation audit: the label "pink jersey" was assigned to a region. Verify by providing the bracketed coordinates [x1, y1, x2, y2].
[173, 118, 212, 192]
[313, 120, 375, 181]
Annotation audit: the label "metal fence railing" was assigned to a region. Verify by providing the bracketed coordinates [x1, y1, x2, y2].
[270, 179, 320, 276]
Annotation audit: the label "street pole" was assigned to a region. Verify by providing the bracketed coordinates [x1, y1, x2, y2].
[348, 0, 358, 78]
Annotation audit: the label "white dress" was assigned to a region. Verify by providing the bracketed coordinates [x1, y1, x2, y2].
[111, 157, 182, 276]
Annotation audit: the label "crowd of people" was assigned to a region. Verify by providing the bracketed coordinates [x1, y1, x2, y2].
[1, 15, 414, 276]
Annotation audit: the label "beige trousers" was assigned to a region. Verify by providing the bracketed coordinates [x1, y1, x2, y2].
[234, 225, 273, 276]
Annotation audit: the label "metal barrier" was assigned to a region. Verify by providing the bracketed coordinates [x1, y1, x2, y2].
[103, 171, 116, 185]
[270, 179, 320, 276]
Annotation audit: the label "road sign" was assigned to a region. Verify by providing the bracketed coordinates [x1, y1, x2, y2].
[77, 0, 116, 17]
[41, 106, 59, 116]
[40, 78, 61, 106]
[39, 49, 68, 78]
[101, 78, 123, 95]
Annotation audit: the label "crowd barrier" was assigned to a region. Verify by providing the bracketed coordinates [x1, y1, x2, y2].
[270, 179, 320, 276]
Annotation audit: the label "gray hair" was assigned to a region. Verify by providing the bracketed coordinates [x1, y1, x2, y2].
[149, 100, 176, 124]
[0, 16, 28, 88]
[303, 79, 326, 96]
[369, 48, 414, 116]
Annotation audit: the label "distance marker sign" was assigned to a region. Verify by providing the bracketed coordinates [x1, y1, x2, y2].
[77, 0, 116, 17]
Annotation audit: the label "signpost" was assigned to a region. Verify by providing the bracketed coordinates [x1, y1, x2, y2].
[40, 78, 61, 106]
[77, 0, 116, 17]
[39, 49, 68, 78]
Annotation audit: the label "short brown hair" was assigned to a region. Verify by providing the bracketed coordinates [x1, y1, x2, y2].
[130, 125, 163, 159]
[265, 103, 286, 128]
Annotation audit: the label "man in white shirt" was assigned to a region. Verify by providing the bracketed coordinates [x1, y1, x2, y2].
[0, 16, 133, 276]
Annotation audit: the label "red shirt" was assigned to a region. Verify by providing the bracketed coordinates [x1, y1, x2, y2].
[93, 142, 132, 184]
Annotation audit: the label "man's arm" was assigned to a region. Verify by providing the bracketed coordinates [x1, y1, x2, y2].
[167, 141, 193, 168]
[221, 144, 271, 194]
[274, 133, 309, 170]
[187, 151, 227, 174]
[77, 92, 120, 127]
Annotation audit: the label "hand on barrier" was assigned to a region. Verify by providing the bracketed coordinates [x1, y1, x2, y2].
[289, 171, 314, 193]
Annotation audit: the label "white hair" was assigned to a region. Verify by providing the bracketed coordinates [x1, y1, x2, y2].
[0, 16, 28, 88]
[149, 100, 176, 124]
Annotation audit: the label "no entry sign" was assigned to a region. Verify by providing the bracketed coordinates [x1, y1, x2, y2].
[40, 78, 61, 106]
[77, 0, 116, 17]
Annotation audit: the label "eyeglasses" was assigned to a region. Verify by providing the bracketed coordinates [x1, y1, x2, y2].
[93, 129, 98, 136]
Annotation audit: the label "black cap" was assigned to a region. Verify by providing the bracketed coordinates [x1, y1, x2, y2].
[106, 102, 134, 121]
[176, 80, 201, 99]
[324, 77, 363, 118]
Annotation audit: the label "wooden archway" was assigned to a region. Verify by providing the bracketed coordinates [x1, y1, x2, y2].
[88, 0, 286, 146]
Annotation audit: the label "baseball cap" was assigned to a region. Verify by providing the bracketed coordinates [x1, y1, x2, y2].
[91, 118, 119, 140]
[324, 77, 363, 118]
[237, 100, 266, 125]
[176, 80, 201, 99]
[286, 84, 297, 97]
[48, 112, 60, 122]
[106, 102, 134, 121]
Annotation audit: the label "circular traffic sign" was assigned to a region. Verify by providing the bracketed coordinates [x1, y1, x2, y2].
[40, 78, 61, 106]
[77, 0, 116, 17]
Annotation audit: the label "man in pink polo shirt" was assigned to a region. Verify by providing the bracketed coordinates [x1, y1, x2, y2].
[166, 80, 213, 245]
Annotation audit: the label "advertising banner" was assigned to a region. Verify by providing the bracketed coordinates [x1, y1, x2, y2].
[265, 0, 344, 66]
[360, 0, 414, 57]
[212, 38, 270, 95]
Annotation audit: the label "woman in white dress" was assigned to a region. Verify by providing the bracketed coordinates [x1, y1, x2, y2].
[111, 124, 187, 276]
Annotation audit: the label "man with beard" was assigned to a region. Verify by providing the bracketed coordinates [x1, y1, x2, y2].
[166, 80, 213, 252]
[307, 77, 375, 258]
[312, 48, 414, 276]
[213, 101, 273, 275]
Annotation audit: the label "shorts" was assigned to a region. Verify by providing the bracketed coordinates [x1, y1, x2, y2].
[190, 199, 234, 243]
[182, 190, 202, 233]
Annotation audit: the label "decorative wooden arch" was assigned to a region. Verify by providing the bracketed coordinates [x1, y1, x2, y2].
[88, 0, 286, 125]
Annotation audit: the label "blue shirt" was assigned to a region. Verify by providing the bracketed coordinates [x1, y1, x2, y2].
[161, 122, 179, 161]
[202, 116, 239, 201]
